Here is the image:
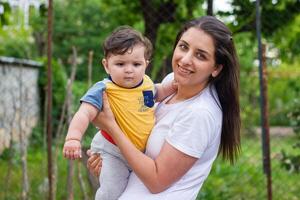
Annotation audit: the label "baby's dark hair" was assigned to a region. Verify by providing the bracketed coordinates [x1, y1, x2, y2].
[103, 26, 153, 60]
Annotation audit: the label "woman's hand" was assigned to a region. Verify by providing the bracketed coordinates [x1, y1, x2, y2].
[92, 92, 118, 134]
[86, 149, 102, 177]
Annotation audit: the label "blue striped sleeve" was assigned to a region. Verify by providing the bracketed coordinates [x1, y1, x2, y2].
[80, 81, 106, 111]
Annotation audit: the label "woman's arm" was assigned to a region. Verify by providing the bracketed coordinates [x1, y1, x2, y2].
[93, 93, 197, 193]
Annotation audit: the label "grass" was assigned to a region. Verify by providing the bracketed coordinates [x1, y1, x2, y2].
[0, 146, 94, 200]
[0, 134, 299, 199]
[197, 134, 300, 200]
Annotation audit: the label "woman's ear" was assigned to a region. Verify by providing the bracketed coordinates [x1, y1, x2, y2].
[102, 58, 110, 74]
[212, 64, 223, 77]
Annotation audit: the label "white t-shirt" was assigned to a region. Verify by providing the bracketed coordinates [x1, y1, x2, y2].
[119, 73, 222, 200]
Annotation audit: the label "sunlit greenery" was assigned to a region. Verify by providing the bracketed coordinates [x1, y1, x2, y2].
[198, 135, 300, 200]
[0, 135, 299, 199]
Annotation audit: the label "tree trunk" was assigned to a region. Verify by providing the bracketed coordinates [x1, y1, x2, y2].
[4, 134, 14, 199]
[207, 0, 214, 16]
[66, 46, 78, 200]
[77, 161, 89, 200]
[33, 32, 46, 57]
[88, 51, 94, 87]
[81, 148, 99, 192]
[139, 0, 176, 76]
[3, 91, 18, 199]
[67, 161, 74, 200]
[46, 0, 54, 199]
[18, 68, 29, 200]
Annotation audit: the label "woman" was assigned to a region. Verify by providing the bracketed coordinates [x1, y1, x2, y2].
[88, 16, 241, 199]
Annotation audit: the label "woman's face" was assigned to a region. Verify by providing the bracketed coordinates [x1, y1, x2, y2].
[172, 27, 222, 91]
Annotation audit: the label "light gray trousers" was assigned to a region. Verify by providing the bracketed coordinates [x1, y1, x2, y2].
[91, 133, 131, 200]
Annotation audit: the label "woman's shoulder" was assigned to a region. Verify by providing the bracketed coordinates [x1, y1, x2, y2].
[191, 85, 220, 109]
[161, 73, 174, 84]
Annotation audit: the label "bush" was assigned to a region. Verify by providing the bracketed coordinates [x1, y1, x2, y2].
[280, 99, 300, 173]
[38, 58, 67, 137]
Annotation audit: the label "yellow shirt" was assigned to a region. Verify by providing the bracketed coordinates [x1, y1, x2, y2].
[105, 75, 155, 151]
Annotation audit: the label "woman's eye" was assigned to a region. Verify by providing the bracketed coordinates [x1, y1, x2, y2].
[196, 53, 205, 60]
[179, 44, 188, 50]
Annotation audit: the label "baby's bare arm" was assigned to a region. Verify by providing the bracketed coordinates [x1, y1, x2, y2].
[63, 103, 98, 159]
[66, 103, 98, 140]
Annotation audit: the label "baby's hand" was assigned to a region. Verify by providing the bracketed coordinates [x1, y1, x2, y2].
[63, 139, 82, 160]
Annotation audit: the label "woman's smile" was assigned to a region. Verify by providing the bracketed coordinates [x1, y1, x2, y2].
[177, 65, 193, 75]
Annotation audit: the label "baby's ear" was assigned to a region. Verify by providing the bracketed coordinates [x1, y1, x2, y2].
[146, 60, 150, 67]
[102, 59, 110, 74]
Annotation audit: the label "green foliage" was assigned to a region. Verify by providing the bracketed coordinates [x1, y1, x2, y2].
[0, 26, 37, 58]
[0, 2, 41, 58]
[147, 1, 205, 80]
[2, 135, 299, 199]
[0, 146, 94, 199]
[273, 15, 300, 62]
[51, 0, 113, 81]
[224, 0, 300, 36]
[220, 0, 300, 62]
[268, 62, 300, 125]
[232, 29, 300, 130]
[234, 32, 260, 132]
[198, 135, 300, 200]
[280, 99, 300, 173]
[30, 122, 45, 148]
[0, 143, 20, 164]
[151, 24, 178, 80]
[38, 58, 67, 133]
[281, 150, 300, 173]
[0, 2, 11, 26]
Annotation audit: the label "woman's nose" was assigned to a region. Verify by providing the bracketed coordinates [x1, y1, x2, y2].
[180, 51, 193, 65]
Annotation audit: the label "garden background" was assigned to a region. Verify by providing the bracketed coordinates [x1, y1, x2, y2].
[0, 0, 299, 199]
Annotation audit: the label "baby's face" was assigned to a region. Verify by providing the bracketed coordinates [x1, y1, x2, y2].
[103, 45, 148, 88]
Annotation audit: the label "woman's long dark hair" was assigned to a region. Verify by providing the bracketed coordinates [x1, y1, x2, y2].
[174, 16, 241, 164]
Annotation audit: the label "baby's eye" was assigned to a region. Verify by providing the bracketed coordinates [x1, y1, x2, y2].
[133, 63, 142, 67]
[116, 63, 124, 66]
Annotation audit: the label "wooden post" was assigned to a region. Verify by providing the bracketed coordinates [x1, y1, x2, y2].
[88, 51, 94, 87]
[261, 44, 272, 200]
[46, 0, 54, 199]
[256, 1, 272, 199]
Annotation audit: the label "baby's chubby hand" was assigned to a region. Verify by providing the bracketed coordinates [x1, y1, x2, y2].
[63, 139, 82, 160]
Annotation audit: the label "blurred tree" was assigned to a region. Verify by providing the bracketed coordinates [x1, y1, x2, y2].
[272, 14, 300, 61]
[207, 0, 214, 16]
[137, 0, 206, 79]
[31, 0, 206, 81]
[0, 26, 36, 58]
[221, 0, 299, 34]
[51, 0, 108, 81]
[30, 3, 47, 57]
[280, 98, 300, 173]
[215, 0, 300, 129]
[0, 2, 37, 59]
[0, 2, 11, 27]
[219, 0, 300, 62]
